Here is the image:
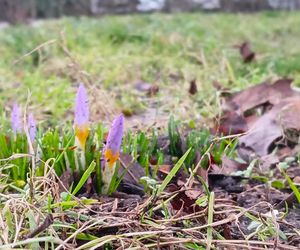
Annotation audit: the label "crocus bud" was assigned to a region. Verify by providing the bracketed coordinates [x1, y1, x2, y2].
[102, 114, 124, 193]
[74, 83, 89, 149]
[11, 103, 22, 134]
[103, 114, 124, 168]
[28, 113, 36, 143]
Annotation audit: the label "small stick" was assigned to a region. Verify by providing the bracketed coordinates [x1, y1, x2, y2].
[275, 192, 297, 209]
[25, 214, 54, 239]
[13, 39, 57, 65]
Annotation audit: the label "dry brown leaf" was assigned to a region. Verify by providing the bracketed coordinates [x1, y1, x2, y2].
[238, 107, 282, 157]
[118, 153, 145, 196]
[167, 184, 203, 213]
[238, 97, 300, 158]
[227, 79, 294, 115]
[189, 79, 198, 95]
[239, 41, 255, 63]
[259, 154, 280, 173]
[216, 111, 248, 135]
[218, 79, 300, 160]
[280, 99, 300, 143]
[58, 169, 73, 192]
[135, 81, 159, 96]
[220, 155, 248, 175]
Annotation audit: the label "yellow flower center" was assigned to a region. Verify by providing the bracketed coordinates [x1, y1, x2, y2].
[104, 148, 119, 169]
[75, 125, 89, 149]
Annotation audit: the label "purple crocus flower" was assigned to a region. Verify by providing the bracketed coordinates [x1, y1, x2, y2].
[11, 103, 22, 133]
[103, 114, 124, 169]
[75, 83, 89, 126]
[74, 83, 89, 149]
[28, 113, 36, 142]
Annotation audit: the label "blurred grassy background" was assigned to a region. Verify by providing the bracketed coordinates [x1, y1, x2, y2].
[0, 12, 300, 126]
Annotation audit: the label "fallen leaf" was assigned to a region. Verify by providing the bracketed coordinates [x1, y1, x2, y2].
[223, 223, 232, 240]
[135, 81, 159, 96]
[238, 107, 282, 157]
[167, 184, 203, 213]
[121, 109, 134, 117]
[149, 156, 158, 165]
[238, 97, 300, 158]
[277, 146, 299, 161]
[212, 80, 231, 97]
[212, 80, 223, 90]
[189, 79, 198, 95]
[147, 84, 159, 97]
[239, 41, 255, 63]
[293, 176, 300, 184]
[135, 81, 152, 92]
[206, 156, 247, 192]
[157, 164, 171, 177]
[227, 79, 294, 115]
[58, 169, 73, 192]
[280, 99, 300, 143]
[118, 153, 146, 196]
[219, 155, 248, 175]
[156, 164, 188, 184]
[259, 154, 280, 173]
[218, 79, 300, 160]
[208, 174, 245, 193]
[216, 111, 248, 135]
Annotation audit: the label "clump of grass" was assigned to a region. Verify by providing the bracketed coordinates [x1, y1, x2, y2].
[0, 104, 238, 197]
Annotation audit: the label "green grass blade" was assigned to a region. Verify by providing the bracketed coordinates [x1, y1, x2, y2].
[0, 236, 62, 249]
[282, 170, 300, 203]
[157, 148, 191, 195]
[70, 161, 96, 197]
[55, 134, 75, 165]
[26, 210, 39, 250]
[49, 199, 98, 209]
[207, 191, 215, 250]
[75, 233, 99, 241]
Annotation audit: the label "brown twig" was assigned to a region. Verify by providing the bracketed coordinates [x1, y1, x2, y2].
[25, 214, 54, 239]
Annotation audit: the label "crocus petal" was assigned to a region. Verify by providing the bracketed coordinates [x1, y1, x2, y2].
[28, 113, 36, 142]
[74, 83, 89, 126]
[103, 114, 124, 167]
[11, 103, 22, 133]
[75, 124, 89, 149]
[104, 148, 120, 169]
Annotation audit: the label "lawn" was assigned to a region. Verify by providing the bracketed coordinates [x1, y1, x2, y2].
[0, 12, 300, 249]
[1, 12, 300, 123]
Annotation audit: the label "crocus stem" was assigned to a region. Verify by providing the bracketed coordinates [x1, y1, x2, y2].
[74, 136, 86, 173]
[80, 150, 86, 172]
[102, 162, 116, 194]
[74, 151, 80, 173]
[64, 151, 70, 170]
[74, 151, 85, 173]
